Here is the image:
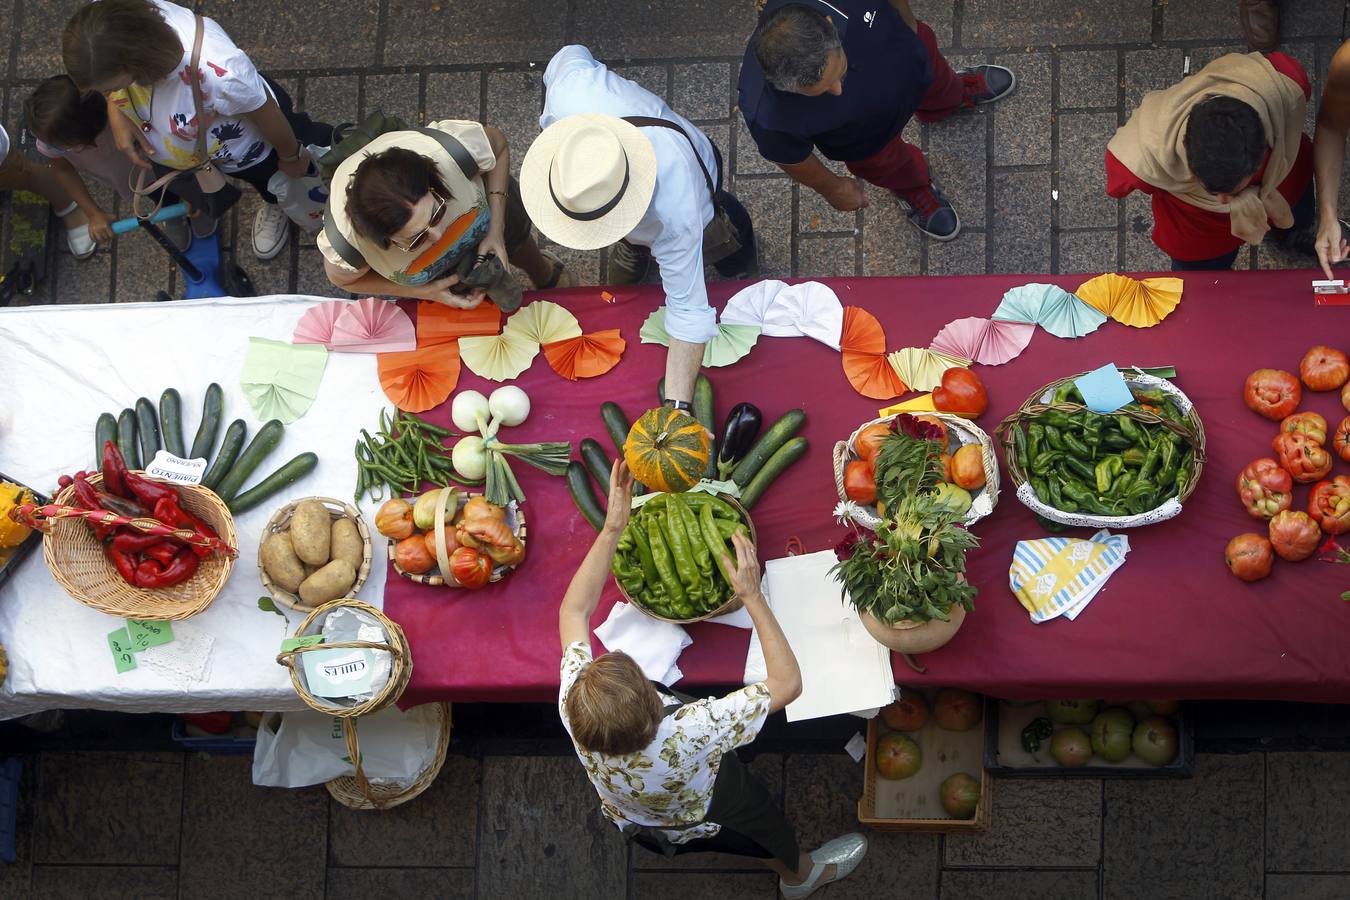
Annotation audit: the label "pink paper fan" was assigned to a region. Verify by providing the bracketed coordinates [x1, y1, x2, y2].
[929, 317, 1035, 366]
[330, 297, 417, 354]
[293, 301, 345, 345]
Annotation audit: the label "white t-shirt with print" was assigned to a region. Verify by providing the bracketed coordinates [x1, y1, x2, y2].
[109, 0, 273, 174]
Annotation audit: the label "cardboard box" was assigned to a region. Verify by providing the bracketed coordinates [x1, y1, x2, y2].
[983, 700, 1193, 777]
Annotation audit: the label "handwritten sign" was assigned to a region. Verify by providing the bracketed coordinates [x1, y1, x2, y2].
[280, 634, 325, 653]
[144, 450, 207, 485]
[107, 628, 138, 673]
[127, 618, 174, 651]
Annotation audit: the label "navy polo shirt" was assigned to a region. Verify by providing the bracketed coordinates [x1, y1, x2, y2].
[738, 0, 934, 164]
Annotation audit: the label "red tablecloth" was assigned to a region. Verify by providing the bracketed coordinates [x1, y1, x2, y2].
[389, 270, 1350, 706]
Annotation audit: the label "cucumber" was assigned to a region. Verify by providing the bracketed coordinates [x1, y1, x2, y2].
[566, 461, 605, 531]
[693, 374, 717, 479]
[214, 419, 284, 501]
[94, 413, 118, 465]
[579, 438, 612, 494]
[738, 436, 808, 509]
[227, 452, 318, 514]
[201, 419, 246, 489]
[117, 408, 141, 469]
[189, 383, 224, 460]
[600, 402, 631, 456]
[731, 409, 806, 488]
[135, 397, 161, 464]
[159, 388, 185, 457]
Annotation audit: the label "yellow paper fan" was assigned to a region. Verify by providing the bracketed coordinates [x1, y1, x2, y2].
[886, 347, 970, 393]
[1075, 273, 1183, 328]
[504, 300, 582, 344]
[459, 330, 540, 382]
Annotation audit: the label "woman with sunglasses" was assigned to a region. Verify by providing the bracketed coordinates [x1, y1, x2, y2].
[320, 119, 571, 308]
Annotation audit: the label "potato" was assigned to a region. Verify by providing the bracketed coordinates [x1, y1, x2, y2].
[298, 559, 357, 606]
[289, 500, 332, 566]
[260, 531, 306, 593]
[330, 517, 364, 572]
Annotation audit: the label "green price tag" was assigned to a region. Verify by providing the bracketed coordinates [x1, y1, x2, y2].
[107, 628, 138, 674]
[280, 634, 325, 653]
[127, 619, 174, 652]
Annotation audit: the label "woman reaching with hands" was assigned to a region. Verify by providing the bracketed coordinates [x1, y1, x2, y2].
[557, 461, 868, 899]
[1314, 39, 1350, 278]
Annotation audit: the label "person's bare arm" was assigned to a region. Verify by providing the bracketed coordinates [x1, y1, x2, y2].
[1314, 40, 1350, 279]
[777, 155, 868, 212]
[322, 257, 483, 307]
[242, 96, 306, 177]
[662, 339, 705, 406]
[887, 0, 918, 30]
[477, 125, 513, 270]
[559, 461, 635, 649]
[105, 95, 154, 169]
[722, 532, 801, 713]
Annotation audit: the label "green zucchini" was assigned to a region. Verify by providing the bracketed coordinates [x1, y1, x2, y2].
[159, 388, 186, 457]
[214, 419, 284, 501]
[730, 409, 806, 488]
[202, 419, 246, 489]
[188, 383, 224, 460]
[579, 438, 613, 494]
[116, 408, 140, 469]
[94, 413, 118, 465]
[739, 436, 808, 509]
[600, 402, 631, 456]
[566, 461, 605, 531]
[693, 374, 717, 479]
[227, 452, 318, 514]
[135, 397, 161, 464]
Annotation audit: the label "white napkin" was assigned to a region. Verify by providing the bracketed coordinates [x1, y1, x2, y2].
[705, 605, 754, 629]
[721, 280, 844, 349]
[595, 602, 691, 685]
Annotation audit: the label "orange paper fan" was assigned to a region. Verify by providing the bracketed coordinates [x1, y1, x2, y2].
[542, 329, 626, 380]
[415, 301, 503, 345]
[377, 342, 461, 413]
[839, 306, 907, 400]
[839, 306, 887, 354]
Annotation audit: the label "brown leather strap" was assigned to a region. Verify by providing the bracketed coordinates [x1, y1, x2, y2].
[188, 14, 211, 168]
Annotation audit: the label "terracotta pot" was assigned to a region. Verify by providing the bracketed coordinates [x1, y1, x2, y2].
[860, 604, 967, 654]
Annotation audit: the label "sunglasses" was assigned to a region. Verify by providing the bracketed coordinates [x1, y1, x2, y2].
[391, 189, 447, 253]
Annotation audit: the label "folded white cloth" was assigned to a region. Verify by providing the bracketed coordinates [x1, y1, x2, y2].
[721, 279, 844, 348]
[705, 605, 754, 629]
[595, 601, 691, 685]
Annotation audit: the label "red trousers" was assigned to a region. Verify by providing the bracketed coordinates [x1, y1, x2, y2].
[845, 20, 964, 196]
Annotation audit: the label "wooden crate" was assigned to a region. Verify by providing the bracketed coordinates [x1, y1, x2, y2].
[983, 700, 1194, 777]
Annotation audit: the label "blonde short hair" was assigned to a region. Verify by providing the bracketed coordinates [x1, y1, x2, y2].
[566, 652, 664, 755]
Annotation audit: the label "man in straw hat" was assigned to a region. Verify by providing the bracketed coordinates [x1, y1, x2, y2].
[523, 45, 756, 411]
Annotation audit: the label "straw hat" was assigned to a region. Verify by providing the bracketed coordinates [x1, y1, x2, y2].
[521, 113, 658, 251]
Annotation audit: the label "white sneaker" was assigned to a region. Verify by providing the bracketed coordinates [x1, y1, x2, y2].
[65, 223, 96, 260]
[779, 833, 868, 900]
[252, 203, 290, 260]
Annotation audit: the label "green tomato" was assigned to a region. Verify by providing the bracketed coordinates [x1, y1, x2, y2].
[932, 483, 973, 515]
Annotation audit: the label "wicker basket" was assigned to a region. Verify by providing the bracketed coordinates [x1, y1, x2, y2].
[275, 598, 412, 717]
[44, 473, 236, 620]
[617, 493, 756, 625]
[994, 370, 1206, 528]
[326, 702, 452, 810]
[259, 497, 373, 612]
[833, 412, 1000, 531]
[388, 493, 527, 588]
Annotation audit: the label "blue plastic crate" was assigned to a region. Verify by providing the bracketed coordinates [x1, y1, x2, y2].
[0, 757, 22, 865]
[171, 721, 258, 755]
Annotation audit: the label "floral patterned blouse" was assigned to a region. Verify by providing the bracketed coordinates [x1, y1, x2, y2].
[559, 641, 771, 842]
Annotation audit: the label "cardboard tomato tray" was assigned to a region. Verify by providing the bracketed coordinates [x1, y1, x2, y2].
[983, 700, 1194, 778]
[0, 472, 46, 592]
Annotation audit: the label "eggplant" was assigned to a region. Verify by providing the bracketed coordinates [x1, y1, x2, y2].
[717, 402, 763, 479]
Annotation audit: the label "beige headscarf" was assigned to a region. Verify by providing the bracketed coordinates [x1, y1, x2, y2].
[1108, 52, 1306, 245]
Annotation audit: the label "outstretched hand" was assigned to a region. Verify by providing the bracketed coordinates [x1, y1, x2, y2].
[602, 460, 635, 534]
[723, 530, 762, 600]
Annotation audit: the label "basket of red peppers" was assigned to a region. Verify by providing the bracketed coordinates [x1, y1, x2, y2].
[9, 441, 238, 620]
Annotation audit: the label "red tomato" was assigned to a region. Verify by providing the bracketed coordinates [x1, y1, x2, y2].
[1272, 432, 1333, 484]
[1225, 533, 1274, 582]
[932, 368, 988, 419]
[395, 534, 435, 574]
[844, 460, 877, 504]
[1243, 369, 1301, 421]
[1279, 411, 1328, 445]
[1299, 345, 1350, 392]
[1334, 417, 1350, 464]
[950, 444, 986, 490]
[1235, 457, 1293, 520]
[1309, 476, 1350, 535]
[422, 524, 461, 560]
[1268, 510, 1322, 562]
[375, 498, 415, 540]
[1342, 382, 1350, 415]
[450, 546, 492, 589]
[853, 423, 892, 464]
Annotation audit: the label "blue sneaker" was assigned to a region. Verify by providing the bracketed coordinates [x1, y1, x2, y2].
[895, 184, 961, 242]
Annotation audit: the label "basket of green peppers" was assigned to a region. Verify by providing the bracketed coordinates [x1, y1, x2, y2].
[995, 371, 1206, 528]
[611, 491, 756, 623]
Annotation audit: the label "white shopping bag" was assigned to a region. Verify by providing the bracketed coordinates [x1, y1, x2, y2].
[251, 703, 439, 788]
[266, 144, 329, 233]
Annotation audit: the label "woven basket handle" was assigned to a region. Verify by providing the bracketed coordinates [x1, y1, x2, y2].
[832, 440, 851, 505]
[341, 718, 388, 810]
[11, 502, 237, 556]
[274, 638, 401, 668]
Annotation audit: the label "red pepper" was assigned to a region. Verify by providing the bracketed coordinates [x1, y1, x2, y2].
[143, 540, 180, 566]
[135, 547, 198, 588]
[123, 471, 178, 508]
[104, 544, 140, 585]
[101, 440, 130, 498]
[111, 530, 185, 552]
[71, 476, 101, 511]
[97, 491, 148, 519]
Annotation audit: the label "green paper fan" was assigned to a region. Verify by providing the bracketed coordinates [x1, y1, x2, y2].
[639, 308, 761, 367]
[240, 338, 328, 424]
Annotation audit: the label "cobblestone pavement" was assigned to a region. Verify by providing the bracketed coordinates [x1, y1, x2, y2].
[5, 1, 1350, 898]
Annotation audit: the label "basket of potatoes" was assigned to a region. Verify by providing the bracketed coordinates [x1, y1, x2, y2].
[259, 497, 373, 611]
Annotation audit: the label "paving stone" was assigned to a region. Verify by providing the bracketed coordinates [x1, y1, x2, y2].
[325, 867, 475, 900]
[113, 219, 175, 302]
[1104, 753, 1264, 900]
[1184, 44, 1259, 75]
[992, 52, 1051, 167]
[209, 0, 379, 69]
[180, 755, 326, 900]
[13, 0, 84, 79]
[1122, 49, 1186, 118]
[1058, 230, 1119, 274]
[1267, 874, 1350, 900]
[477, 756, 627, 900]
[860, 193, 923, 276]
[364, 73, 422, 125]
[945, 778, 1101, 867]
[736, 177, 794, 279]
[1122, 192, 1168, 273]
[34, 751, 183, 865]
[1256, 238, 1317, 273]
[54, 242, 114, 303]
[928, 231, 985, 276]
[962, 0, 1152, 46]
[1163, 0, 1343, 42]
[296, 246, 352, 297]
[1058, 50, 1118, 109]
[672, 63, 731, 122]
[990, 169, 1051, 274]
[613, 66, 669, 104]
[631, 872, 778, 899]
[0, 755, 35, 898]
[911, 0, 956, 48]
[1057, 112, 1117, 230]
[926, 114, 988, 229]
[797, 234, 856, 278]
[575, 0, 758, 58]
[30, 865, 178, 899]
[940, 869, 1098, 900]
[426, 72, 485, 124]
[538, 238, 602, 287]
[329, 755, 480, 867]
[485, 71, 543, 179]
[0, 0, 13, 78]
[234, 193, 295, 295]
[1266, 752, 1350, 871]
[384, 0, 566, 66]
[302, 78, 362, 136]
[798, 158, 857, 235]
[784, 754, 939, 900]
[734, 117, 785, 177]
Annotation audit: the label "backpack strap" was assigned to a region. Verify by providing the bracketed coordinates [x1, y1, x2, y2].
[621, 116, 717, 200]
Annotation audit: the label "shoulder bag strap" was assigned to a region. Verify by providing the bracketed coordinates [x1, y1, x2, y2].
[621, 116, 717, 200]
[188, 15, 211, 169]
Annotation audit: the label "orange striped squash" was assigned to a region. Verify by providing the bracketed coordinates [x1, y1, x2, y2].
[623, 407, 710, 493]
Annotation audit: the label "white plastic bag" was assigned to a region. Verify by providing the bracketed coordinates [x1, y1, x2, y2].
[266, 144, 329, 233]
[251, 703, 439, 788]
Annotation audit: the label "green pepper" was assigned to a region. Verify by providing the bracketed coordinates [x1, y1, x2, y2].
[1027, 422, 1046, 461]
[1132, 387, 1168, 404]
[1173, 464, 1189, 498]
[1094, 455, 1124, 494]
[663, 500, 698, 589]
[1113, 470, 1135, 495]
[1053, 383, 1082, 405]
[672, 495, 713, 581]
[1137, 444, 1162, 482]
[1062, 455, 1097, 483]
[1121, 446, 1146, 467]
[1157, 439, 1179, 485]
[631, 522, 660, 586]
[1126, 490, 1157, 515]
[699, 503, 736, 586]
[1117, 416, 1145, 444]
[1042, 411, 1077, 431]
[1061, 431, 1092, 459]
[1014, 426, 1030, 473]
[714, 519, 741, 540]
[1047, 475, 1075, 511]
[1043, 425, 1067, 451]
[676, 492, 739, 519]
[1060, 478, 1099, 510]
[1031, 450, 1064, 476]
[646, 517, 687, 605]
[1030, 476, 1050, 502]
[1022, 717, 1055, 753]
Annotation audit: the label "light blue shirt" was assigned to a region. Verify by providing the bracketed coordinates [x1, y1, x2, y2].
[541, 45, 719, 345]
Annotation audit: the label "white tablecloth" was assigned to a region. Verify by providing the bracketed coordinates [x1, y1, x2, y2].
[0, 295, 393, 719]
